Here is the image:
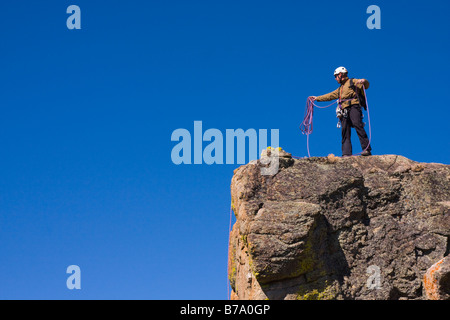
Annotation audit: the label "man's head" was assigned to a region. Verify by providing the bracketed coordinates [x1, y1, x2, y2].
[334, 66, 348, 84]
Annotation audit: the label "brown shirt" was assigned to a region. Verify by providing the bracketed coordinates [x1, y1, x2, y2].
[316, 78, 370, 108]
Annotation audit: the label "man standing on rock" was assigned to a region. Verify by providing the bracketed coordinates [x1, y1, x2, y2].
[310, 67, 372, 157]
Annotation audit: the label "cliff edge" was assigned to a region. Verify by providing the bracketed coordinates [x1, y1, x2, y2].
[228, 150, 450, 300]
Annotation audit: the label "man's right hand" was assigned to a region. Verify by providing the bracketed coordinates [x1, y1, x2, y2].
[309, 96, 317, 101]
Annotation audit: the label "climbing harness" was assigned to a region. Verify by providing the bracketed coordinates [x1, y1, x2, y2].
[300, 87, 372, 158]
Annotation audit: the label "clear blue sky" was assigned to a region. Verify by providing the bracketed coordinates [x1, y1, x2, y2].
[0, 0, 449, 299]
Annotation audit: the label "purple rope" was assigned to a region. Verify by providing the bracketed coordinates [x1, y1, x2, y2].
[353, 87, 372, 156]
[299, 97, 337, 157]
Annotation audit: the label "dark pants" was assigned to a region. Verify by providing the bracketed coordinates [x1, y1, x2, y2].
[341, 105, 371, 156]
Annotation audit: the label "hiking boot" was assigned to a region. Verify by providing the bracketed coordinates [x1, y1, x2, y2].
[361, 150, 372, 156]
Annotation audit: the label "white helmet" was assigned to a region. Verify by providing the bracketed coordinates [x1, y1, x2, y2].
[334, 66, 348, 76]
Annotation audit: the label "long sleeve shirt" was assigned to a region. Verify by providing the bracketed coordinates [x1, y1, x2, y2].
[316, 78, 370, 109]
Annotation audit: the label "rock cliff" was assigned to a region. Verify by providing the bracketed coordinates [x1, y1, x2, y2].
[228, 150, 450, 300]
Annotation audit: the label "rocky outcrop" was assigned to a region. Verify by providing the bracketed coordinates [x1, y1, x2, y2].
[228, 150, 450, 300]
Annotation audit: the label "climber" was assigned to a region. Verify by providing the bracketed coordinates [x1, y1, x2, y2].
[310, 67, 372, 157]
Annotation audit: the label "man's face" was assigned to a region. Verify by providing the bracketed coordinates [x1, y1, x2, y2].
[335, 73, 346, 84]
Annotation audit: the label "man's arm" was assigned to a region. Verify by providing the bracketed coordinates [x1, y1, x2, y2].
[311, 88, 339, 102]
